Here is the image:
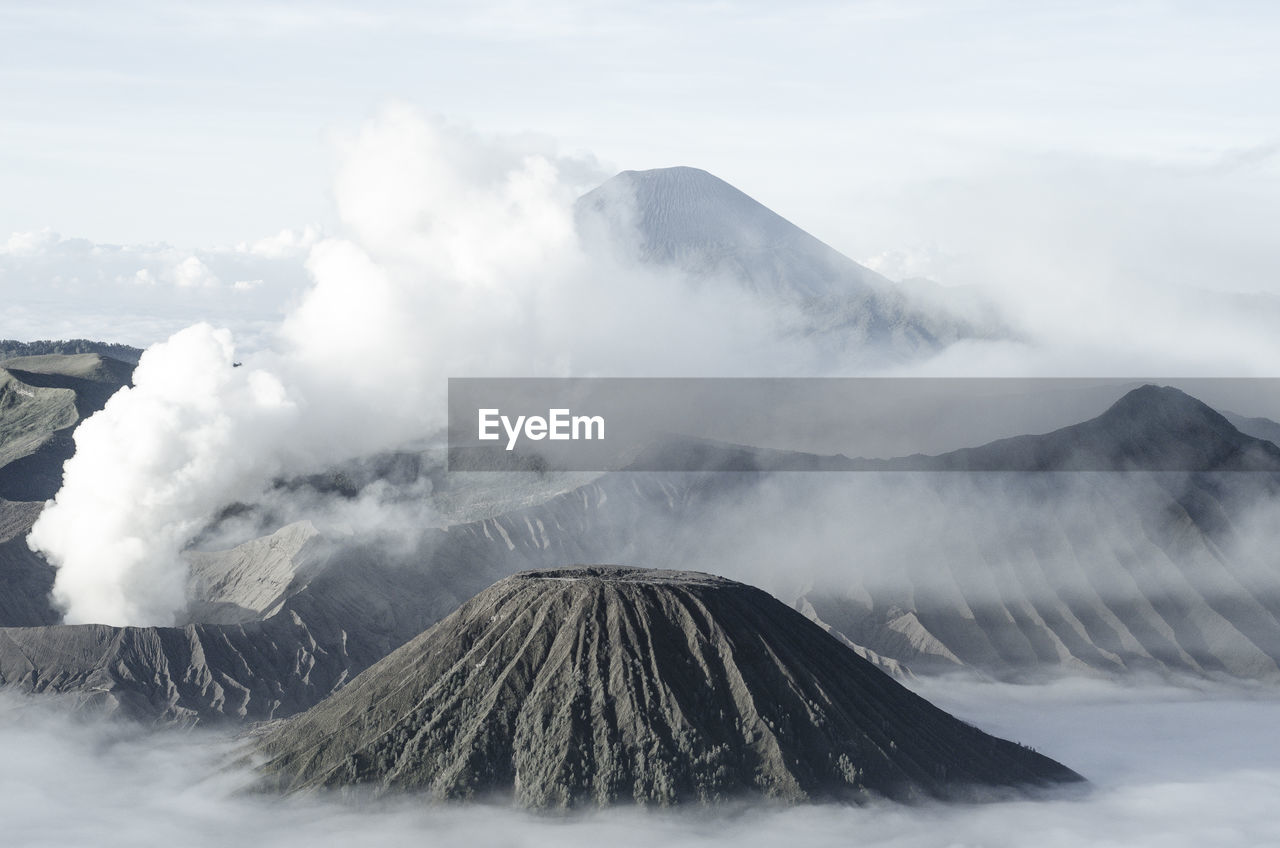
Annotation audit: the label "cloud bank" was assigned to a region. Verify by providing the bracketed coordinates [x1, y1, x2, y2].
[3, 680, 1279, 848]
[0, 227, 319, 349]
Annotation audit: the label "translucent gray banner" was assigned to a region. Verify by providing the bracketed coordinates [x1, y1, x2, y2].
[446, 378, 1280, 472]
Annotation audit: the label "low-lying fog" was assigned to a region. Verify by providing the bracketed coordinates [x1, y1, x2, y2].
[4, 678, 1277, 847]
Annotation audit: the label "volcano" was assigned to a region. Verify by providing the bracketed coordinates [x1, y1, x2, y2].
[575, 167, 1002, 355]
[256, 566, 1080, 807]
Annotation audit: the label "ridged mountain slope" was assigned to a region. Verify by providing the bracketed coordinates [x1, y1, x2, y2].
[256, 567, 1080, 806]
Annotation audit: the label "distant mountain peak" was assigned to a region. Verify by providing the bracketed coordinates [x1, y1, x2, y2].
[594, 166, 762, 207]
[612, 165, 731, 188]
[1100, 384, 1227, 423]
[919, 384, 1280, 472]
[578, 165, 854, 298]
[576, 167, 1003, 357]
[601, 166, 782, 226]
[1090, 384, 1256, 452]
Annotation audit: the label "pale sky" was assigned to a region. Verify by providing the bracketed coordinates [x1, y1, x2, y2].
[3, 0, 1280, 355]
[3, 2, 1277, 248]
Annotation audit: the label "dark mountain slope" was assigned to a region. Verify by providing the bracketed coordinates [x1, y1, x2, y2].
[0, 353, 134, 501]
[616, 385, 1280, 473]
[0, 353, 136, 626]
[0, 500, 56, 627]
[901, 385, 1280, 472]
[0, 616, 353, 723]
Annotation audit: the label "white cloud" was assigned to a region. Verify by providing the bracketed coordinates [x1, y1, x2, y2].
[2, 227, 63, 256]
[239, 226, 322, 260]
[0, 229, 313, 347]
[861, 245, 952, 282]
[171, 255, 220, 288]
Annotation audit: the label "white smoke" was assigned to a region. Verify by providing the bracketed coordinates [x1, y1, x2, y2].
[27, 105, 800, 626]
[27, 325, 298, 624]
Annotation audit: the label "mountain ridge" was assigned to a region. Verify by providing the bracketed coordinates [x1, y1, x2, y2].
[900, 385, 1280, 472]
[618, 384, 1280, 473]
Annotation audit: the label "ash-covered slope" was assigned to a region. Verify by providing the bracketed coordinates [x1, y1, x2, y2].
[184, 521, 329, 625]
[0, 524, 349, 720]
[257, 566, 1080, 807]
[576, 167, 1002, 356]
[0, 615, 356, 722]
[788, 469, 1280, 680]
[0, 529, 459, 722]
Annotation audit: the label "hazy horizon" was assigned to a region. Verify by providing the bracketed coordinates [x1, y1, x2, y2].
[4, 2, 1280, 353]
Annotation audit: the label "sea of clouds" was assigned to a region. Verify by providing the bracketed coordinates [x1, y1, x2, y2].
[3, 678, 1277, 847]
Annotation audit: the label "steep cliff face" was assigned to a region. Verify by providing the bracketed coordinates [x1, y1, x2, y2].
[256, 566, 1081, 807]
